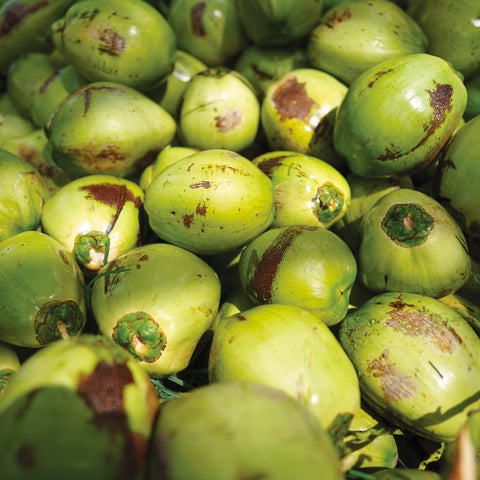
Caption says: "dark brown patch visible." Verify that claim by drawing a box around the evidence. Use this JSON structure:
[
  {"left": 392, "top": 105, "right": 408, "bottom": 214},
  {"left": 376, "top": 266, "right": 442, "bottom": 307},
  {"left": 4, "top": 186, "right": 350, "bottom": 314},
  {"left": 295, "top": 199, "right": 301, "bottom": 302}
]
[
  {"left": 139, "top": 255, "right": 149, "bottom": 261},
  {"left": 80, "top": 182, "right": 142, "bottom": 235},
  {"left": 183, "top": 213, "right": 194, "bottom": 228},
  {"left": 388, "top": 294, "right": 415, "bottom": 310},
  {"left": 326, "top": 7, "right": 351, "bottom": 28},
  {"left": 215, "top": 108, "right": 243, "bottom": 132},
  {"left": 64, "top": 144, "right": 127, "bottom": 172},
  {"left": 77, "top": 361, "right": 153, "bottom": 480},
  {"left": 93, "top": 24, "right": 127, "bottom": 56},
  {"left": 195, "top": 202, "right": 207, "bottom": 216},
  {"left": 246, "top": 226, "right": 304, "bottom": 303},
  {"left": 80, "top": 8, "right": 100, "bottom": 22},
  {"left": 0, "top": 1, "right": 48, "bottom": 39},
  {"left": 272, "top": 76, "right": 317, "bottom": 123},
  {"left": 362, "top": 68, "right": 394, "bottom": 92},
  {"left": 365, "top": 349, "right": 417, "bottom": 403},
  {"left": 190, "top": 181, "right": 211, "bottom": 189},
  {"left": 255, "top": 155, "right": 296, "bottom": 177},
  {"left": 191, "top": 2, "right": 206, "bottom": 36},
  {"left": 16, "top": 442, "right": 35, "bottom": 468},
  {"left": 77, "top": 361, "right": 134, "bottom": 428},
  {"left": 385, "top": 308, "right": 463, "bottom": 353}
]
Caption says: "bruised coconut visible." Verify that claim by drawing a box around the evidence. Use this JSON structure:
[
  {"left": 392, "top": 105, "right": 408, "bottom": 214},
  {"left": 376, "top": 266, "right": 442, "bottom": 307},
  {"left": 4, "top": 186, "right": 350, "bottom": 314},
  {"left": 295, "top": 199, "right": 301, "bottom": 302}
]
[
  {"left": 339, "top": 292, "right": 480, "bottom": 443},
  {"left": 0, "top": 334, "right": 159, "bottom": 480},
  {"left": 41, "top": 175, "right": 146, "bottom": 273}
]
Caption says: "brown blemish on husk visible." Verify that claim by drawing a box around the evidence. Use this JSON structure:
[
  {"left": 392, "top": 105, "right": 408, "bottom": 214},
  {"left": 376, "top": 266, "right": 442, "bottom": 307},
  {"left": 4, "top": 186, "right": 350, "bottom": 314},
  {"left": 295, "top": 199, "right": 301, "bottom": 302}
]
[
  {"left": 183, "top": 213, "right": 194, "bottom": 228},
  {"left": 65, "top": 143, "right": 127, "bottom": 170},
  {"left": 255, "top": 154, "right": 296, "bottom": 177},
  {"left": 272, "top": 76, "right": 317, "bottom": 123},
  {"left": 58, "top": 249, "right": 70, "bottom": 266},
  {"left": 215, "top": 108, "right": 243, "bottom": 132},
  {"left": 190, "top": 180, "right": 212, "bottom": 189},
  {"left": 378, "top": 82, "right": 453, "bottom": 163},
  {"left": 251, "top": 64, "right": 274, "bottom": 80},
  {"left": 326, "top": 7, "right": 351, "bottom": 28},
  {"left": 80, "top": 8, "right": 100, "bottom": 22},
  {"left": 246, "top": 226, "right": 304, "bottom": 303},
  {"left": 385, "top": 307, "right": 463, "bottom": 353},
  {"left": 39, "top": 68, "right": 64, "bottom": 94},
  {"left": 80, "top": 182, "right": 142, "bottom": 234},
  {"left": 0, "top": 1, "right": 48, "bottom": 39},
  {"left": 77, "top": 361, "right": 155, "bottom": 479},
  {"left": 191, "top": 2, "right": 206, "bottom": 36},
  {"left": 71, "top": 85, "right": 124, "bottom": 116},
  {"left": 88, "top": 22, "right": 127, "bottom": 56},
  {"left": 366, "top": 349, "right": 417, "bottom": 403},
  {"left": 196, "top": 202, "right": 207, "bottom": 216}
]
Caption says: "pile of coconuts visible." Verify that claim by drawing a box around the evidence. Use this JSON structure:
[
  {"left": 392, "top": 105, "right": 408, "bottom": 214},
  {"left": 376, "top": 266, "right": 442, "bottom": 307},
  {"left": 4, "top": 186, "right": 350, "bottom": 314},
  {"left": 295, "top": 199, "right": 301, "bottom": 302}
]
[{"left": 0, "top": 0, "right": 480, "bottom": 479}]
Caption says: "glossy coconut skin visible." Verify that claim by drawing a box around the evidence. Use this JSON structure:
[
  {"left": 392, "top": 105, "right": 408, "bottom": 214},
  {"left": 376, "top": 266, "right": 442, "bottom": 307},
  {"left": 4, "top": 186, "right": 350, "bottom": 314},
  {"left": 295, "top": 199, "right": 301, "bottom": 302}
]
[
  {"left": 0, "top": 334, "right": 159, "bottom": 480},
  {"left": 46, "top": 82, "right": 176, "bottom": 178},
  {"left": 432, "top": 115, "right": 480, "bottom": 238},
  {"left": 339, "top": 292, "right": 480, "bottom": 443},
  {"left": 144, "top": 149, "right": 275, "bottom": 256},
  {"left": 149, "top": 381, "right": 344, "bottom": 480},
  {"left": 209, "top": 303, "right": 361, "bottom": 430},
  {"left": 238, "top": 225, "right": 357, "bottom": 326},
  {"left": 51, "top": 0, "right": 177, "bottom": 91},
  {"left": 91, "top": 243, "right": 221, "bottom": 378},
  {"left": 333, "top": 53, "right": 467, "bottom": 177},
  {"left": 0, "top": 231, "right": 87, "bottom": 348},
  {"left": 357, "top": 188, "right": 470, "bottom": 298},
  {"left": 41, "top": 174, "right": 145, "bottom": 272}
]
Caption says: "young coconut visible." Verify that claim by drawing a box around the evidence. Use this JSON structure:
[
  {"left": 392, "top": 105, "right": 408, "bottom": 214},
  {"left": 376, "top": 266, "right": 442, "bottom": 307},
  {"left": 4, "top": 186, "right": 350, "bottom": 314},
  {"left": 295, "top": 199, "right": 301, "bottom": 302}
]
[
  {"left": 144, "top": 149, "right": 275, "bottom": 256},
  {"left": 46, "top": 81, "right": 176, "bottom": 178},
  {"left": 148, "top": 380, "right": 344, "bottom": 480},
  {"left": 41, "top": 174, "right": 146, "bottom": 273},
  {"left": 0, "top": 334, "right": 159, "bottom": 480},
  {"left": 252, "top": 151, "right": 351, "bottom": 229},
  {"left": 357, "top": 187, "right": 470, "bottom": 298},
  {"left": 90, "top": 243, "right": 221, "bottom": 378},
  {"left": 333, "top": 53, "right": 467, "bottom": 177},
  {"left": 178, "top": 68, "right": 260, "bottom": 152},
  {"left": 0, "top": 231, "right": 87, "bottom": 348},
  {"left": 209, "top": 303, "right": 361, "bottom": 431},
  {"left": 238, "top": 225, "right": 357, "bottom": 326},
  {"left": 339, "top": 291, "right": 480, "bottom": 443},
  {"left": 50, "top": 0, "right": 176, "bottom": 91}
]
